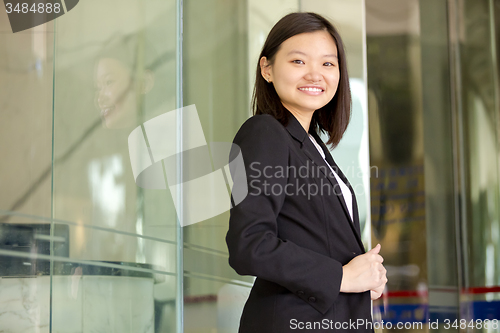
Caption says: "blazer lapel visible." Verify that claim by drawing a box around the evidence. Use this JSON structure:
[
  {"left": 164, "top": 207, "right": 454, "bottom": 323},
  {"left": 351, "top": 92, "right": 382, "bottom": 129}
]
[
  {"left": 308, "top": 131, "right": 364, "bottom": 245},
  {"left": 321, "top": 147, "right": 362, "bottom": 237},
  {"left": 284, "top": 112, "right": 364, "bottom": 250}
]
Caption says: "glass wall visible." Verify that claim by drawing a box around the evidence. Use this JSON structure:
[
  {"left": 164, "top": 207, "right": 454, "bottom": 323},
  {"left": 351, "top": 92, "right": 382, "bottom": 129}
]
[
  {"left": 0, "top": 5, "right": 55, "bottom": 333},
  {"left": 0, "top": 1, "right": 370, "bottom": 332},
  {"left": 1, "top": 0, "right": 182, "bottom": 331},
  {"left": 182, "top": 1, "right": 254, "bottom": 332},
  {"left": 367, "top": 0, "right": 500, "bottom": 332},
  {"left": 5, "top": 0, "right": 500, "bottom": 332},
  {"left": 367, "top": 1, "right": 431, "bottom": 330},
  {"left": 52, "top": 0, "right": 181, "bottom": 332},
  {"left": 451, "top": 0, "right": 500, "bottom": 327},
  {"left": 420, "top": 0, "right": 460, "bottom": 328}
]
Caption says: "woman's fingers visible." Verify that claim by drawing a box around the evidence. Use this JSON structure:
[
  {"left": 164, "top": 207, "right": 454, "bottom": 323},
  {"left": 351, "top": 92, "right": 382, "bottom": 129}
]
[
  {"left": 367, "top": 243, "right": 381, "bottom": 254},
  {"left": 370, "top": 290, "right": 382, "bottom": 300},
  {"left": 340, "top": 248, "right": 388, "bottom": 293},
  {"left": 340, "top": 243, "right": 388, "bottom": 294},
  {"left": 370, "top": 283, "right": 386, "bottom": 300}
]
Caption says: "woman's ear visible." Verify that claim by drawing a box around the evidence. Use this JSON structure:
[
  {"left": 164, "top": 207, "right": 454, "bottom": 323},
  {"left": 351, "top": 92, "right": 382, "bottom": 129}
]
[{"left": 260, "top": 56, "right": 272, "bottom": 83}]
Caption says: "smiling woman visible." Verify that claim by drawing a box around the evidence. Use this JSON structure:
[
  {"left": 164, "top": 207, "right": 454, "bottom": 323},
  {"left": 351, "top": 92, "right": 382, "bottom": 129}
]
[{"left": 226, "top": 12, "right": 387, "bottom": 333}]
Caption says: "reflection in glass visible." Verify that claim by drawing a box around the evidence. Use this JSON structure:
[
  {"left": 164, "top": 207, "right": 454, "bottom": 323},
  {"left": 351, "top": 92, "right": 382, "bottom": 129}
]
[
  {"left": 366, "top": 0, "right": 429, "bottom": 329},
  {"left": 51, "top": 1, "right": 179, "bottom": 331},
  {"left": 94, "top": 35, "right": 155, "bottom": 130},
  {"left": 456, "top": 0, "right": 500, "bottom": 324}
]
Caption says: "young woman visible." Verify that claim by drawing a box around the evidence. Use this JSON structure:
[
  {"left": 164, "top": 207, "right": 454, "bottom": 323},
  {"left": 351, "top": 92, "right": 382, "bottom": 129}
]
[{"left": 226, "top": 12, "right": 387, "bottom": 332}]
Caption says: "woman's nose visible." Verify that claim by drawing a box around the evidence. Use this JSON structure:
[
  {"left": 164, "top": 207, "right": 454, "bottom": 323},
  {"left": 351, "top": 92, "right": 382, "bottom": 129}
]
[
  {"left": 96, "top": 89, "right": 110, "bottom": 109},
  {"left": 97, "top": 87, "right": 109, "bottom": 103},
  {"left": 304, "top": 66, "right": 322, "bottom": 83}
]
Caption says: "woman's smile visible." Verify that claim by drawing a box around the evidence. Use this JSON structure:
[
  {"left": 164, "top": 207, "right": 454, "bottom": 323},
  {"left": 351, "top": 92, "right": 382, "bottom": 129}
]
[{"left": 298, "top": 85, "right": 325, "bottom": 95}]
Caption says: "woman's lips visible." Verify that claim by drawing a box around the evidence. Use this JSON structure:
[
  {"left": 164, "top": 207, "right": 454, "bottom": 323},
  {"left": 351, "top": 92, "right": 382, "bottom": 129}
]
[{"left": 100, "top": 106, "right": 115, "bottom": 118}]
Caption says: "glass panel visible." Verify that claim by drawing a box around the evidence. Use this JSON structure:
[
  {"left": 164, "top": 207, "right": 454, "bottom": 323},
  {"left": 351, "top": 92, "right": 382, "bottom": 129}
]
[
  {"left": 367, "top": 0, "right": 462, "bottom": 331},
  {"left": 0, "top": 9, "right": 53, "bottom": 225},
  {"left": 420, "top": 0, "right": 460, "bottom": 327},
  {"left": 366, "top": 0, "right": 430, "bottom": 330},
  {"left": 0, "top": 8, "right": 55, "bottom": 333},
  {"left": 454, "top": 0, "right": 500, "bottom": 327},
  {"left": 52, "top": 0, "right": 179, "bottom": 332},
  {"left": 182, "top": 1, "right": 258, "bottom": 332}
]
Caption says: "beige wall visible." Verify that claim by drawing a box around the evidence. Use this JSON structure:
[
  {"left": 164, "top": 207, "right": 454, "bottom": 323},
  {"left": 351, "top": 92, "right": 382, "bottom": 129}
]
[{"left": 0, "top": 11, "right": 53, "bottom": 224}]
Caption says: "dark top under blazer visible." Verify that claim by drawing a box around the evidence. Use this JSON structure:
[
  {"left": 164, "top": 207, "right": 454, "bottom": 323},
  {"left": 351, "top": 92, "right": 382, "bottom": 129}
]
[{"left": 226, "top": 111, "right": 374, "bottom": 332}]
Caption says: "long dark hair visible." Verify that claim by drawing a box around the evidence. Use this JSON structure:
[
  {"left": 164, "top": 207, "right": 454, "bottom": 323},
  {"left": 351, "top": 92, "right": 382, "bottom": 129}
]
[{"left": 252, "top": 12, "right": 351, "bottom": 148}]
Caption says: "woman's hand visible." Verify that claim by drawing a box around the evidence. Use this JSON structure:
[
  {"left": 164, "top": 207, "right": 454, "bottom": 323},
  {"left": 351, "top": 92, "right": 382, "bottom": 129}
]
[
  {"left": 370, "top": 284, "right": 385, "bottom": 300},
  {"left": 340, "top": 244, "right": 387, "bottom": 295}
]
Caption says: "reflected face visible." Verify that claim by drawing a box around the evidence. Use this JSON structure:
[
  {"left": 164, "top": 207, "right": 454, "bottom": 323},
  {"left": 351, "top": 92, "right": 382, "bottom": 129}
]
[
  {"left": 94, "top": 58, "right": 137, "bottom": 128},
  {"left": 263, "top": 30, "right": 340, "bottom": 117}
]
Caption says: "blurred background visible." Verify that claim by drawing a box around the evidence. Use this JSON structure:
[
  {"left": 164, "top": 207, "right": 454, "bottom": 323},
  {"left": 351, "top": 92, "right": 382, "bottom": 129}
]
[{"left": 1, "top": 0, "right": 499, "bottom": 332}]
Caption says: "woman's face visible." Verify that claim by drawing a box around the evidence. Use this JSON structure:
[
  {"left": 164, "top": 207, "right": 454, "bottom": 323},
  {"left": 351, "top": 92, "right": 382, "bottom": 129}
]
[
  {"left": 94, "top": 58, "right": 137, "bottom": 129},
  {"left": 261, "top": 30, "right": 340, "bottom": 118}
]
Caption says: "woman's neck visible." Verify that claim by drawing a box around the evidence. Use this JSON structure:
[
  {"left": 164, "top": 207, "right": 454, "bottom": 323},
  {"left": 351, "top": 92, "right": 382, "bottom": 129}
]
[{"left": 284, "top": 106, "right": 314, "bottom": 133}]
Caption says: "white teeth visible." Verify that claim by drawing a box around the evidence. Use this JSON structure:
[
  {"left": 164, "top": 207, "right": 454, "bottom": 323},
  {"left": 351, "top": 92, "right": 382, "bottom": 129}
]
[
  {"left": 299, "top": 87, "right": 322, "bottom": 92},
  {"left": 101, "top": 107, "right": 114, "bottom": 117}
]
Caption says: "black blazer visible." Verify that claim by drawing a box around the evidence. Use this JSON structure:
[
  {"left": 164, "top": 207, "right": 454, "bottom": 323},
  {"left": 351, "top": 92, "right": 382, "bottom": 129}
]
[{"left": 226, "top": 111, "right": 374, "bottom": 333}]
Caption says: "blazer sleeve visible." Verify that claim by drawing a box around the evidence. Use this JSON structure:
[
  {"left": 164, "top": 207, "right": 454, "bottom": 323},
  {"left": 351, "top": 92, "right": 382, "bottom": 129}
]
[{"left": 226, "top": 115, "right": 343, "bottom": 315}]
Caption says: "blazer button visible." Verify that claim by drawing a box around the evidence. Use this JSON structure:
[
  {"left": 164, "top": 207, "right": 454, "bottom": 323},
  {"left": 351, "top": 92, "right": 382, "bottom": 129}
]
[
  {"left": 297, "top": 290, "right": 305, "bottom": 296},
  {"left": 308, "top": 296, "right": 316, "bottom": 303}
]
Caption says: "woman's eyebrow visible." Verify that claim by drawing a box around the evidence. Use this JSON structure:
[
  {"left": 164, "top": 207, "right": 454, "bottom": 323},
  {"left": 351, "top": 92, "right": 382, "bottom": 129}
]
[
  {"left": 287, "top": 50, "right": 308, "bottom": 56},
  {"left": 286, "top": 50, "right": 338, "bottom": 58}
]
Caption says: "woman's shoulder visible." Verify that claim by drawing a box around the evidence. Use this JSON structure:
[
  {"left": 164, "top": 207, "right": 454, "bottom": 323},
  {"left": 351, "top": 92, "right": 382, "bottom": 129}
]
[
  {"left": 232, "top": 114, "right": 290, "bottom": 165},
  {"left": 235, "top": 114, "right": 288, "bottom": 140}
]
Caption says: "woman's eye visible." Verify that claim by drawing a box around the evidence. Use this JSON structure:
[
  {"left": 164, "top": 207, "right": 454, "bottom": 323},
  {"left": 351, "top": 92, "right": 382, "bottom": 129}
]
[
  {"left": 292, "top": 60, "right": 304, "bottom": 64},
  {"left": 324, "top": 62, "right": 335, "bottom": 67}
]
